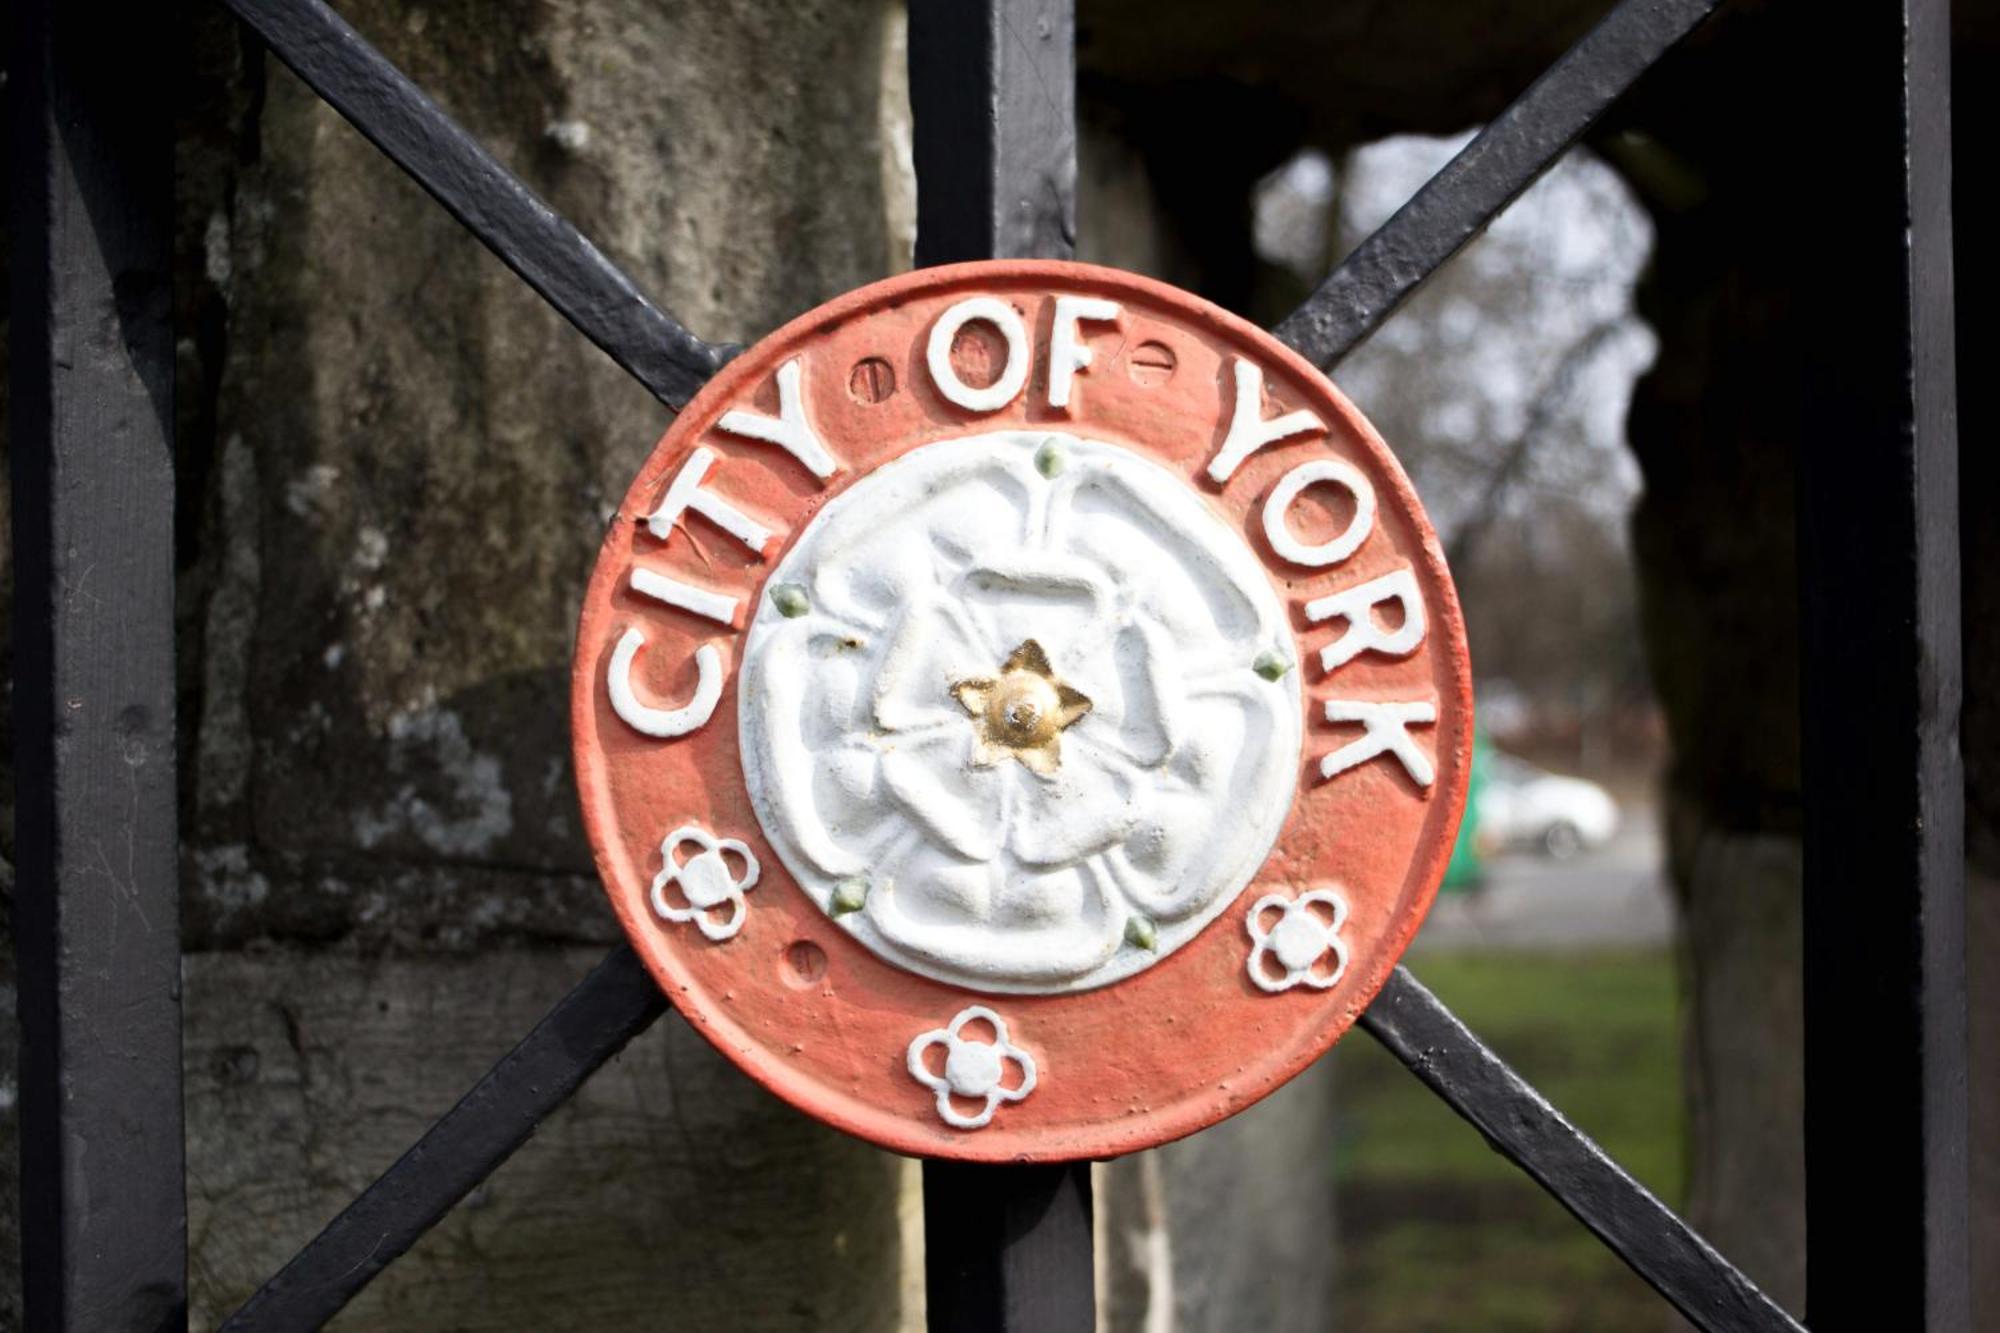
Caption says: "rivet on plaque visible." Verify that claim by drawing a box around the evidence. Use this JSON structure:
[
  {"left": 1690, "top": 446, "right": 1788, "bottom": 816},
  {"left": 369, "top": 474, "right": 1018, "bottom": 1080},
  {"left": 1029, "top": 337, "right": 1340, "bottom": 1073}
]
[{"left": 572, "top": 261, "right": 1471, "bottom": 1160}]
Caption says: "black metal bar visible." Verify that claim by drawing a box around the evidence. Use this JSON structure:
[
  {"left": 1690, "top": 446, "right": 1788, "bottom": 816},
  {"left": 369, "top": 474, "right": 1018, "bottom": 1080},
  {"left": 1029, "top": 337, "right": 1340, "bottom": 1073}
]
[
  {"left": 1271, "top": 0, "right": 1720, "bottom": 370},
  {"left": 908, "top": 7, "right": 1092, "bottom": 1327},
  {"left": 1796, "top": 0, "right": 1966, "bottom": 1325},
  {"left": 9, "top": 0, "right": 187, "bottom": 1327},
  {"left": 908, "top": 0, "right": 1077, "bottom": 266},
  {"left": 1360, "top": 968, "right": 1804, "bottom": 1333},
  {"left": 923, "top": 1162, "right": 1094, "bottom": 1333},
  {"left": 218, "top": 0, "right": 734, "bottom": 409},
  {"left": 221, "top": 946, "right": 669, "bottom": 1331}
]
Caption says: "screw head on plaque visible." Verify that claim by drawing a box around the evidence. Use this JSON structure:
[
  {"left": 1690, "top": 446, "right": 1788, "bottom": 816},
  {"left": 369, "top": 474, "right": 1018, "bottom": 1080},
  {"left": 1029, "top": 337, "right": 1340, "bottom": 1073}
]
[{"left": 572, "top": 261, "right": 1471, "bottom": 1160}]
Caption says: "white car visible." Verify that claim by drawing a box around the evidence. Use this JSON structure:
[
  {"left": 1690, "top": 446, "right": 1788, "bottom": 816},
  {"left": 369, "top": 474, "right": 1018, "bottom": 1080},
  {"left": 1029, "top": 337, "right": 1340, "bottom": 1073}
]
[{"left": 1479, "top": 753, "right": 1620, "bottom": 859}]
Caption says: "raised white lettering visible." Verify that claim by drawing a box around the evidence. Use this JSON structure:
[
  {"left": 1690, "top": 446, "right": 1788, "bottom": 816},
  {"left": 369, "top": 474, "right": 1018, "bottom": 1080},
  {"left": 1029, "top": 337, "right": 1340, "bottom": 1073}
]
[
  {"left": 1207, "top": 358, "right": 1324, "bottom": 483},
  {"left": 645, "top": 446, "right": 776, "bottom": 554},
  {"left": 1263, "top": 458, "right": 1376, "bottom": 568},
  {"left": 631, "top": 566, "right": 739, "bottom": 627},
  {"left": 1305, "top": 567, "right": 1426, "bottom": 672},
  {"left": 715, "top": 358, "right": 840, "bottom": 479},
  {"left": 608, "top": 629, "right": 722, "bottom": 738},
  {"left": 1319, "top": 699, "right": 1436, "bottom": 787},
  {"left": 927, "top": 296, "right": 1031, "bottom": 412},
  {"left": 1046, "top": 295, "right": 1121, "bottom": 409}
]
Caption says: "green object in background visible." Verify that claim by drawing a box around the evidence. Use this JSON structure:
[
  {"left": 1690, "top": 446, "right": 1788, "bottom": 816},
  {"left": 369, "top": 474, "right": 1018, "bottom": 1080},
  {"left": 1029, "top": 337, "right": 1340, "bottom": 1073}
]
[{"left": 1441, "top": 728, "right": 1492, "bottom": 893}]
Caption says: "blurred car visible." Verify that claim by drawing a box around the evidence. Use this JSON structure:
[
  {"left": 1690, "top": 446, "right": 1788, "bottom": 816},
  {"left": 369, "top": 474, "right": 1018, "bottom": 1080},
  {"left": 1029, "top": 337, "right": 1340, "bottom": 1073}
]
[{"left": 1477, "top": 752, "right": 1619, "bottom": 859}]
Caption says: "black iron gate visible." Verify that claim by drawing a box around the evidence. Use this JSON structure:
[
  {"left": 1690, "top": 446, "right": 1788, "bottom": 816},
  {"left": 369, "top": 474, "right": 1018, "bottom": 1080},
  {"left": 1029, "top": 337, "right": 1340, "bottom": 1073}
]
[{"left": 9, "top": 0, "right": 1964, "bottom": 1328}]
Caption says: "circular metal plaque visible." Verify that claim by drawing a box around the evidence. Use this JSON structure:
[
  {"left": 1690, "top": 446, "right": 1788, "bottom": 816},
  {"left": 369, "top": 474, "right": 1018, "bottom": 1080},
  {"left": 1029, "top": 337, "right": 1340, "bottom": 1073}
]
[{"left": 572, "top": 260, "right": 1471, "bottom": 1161}]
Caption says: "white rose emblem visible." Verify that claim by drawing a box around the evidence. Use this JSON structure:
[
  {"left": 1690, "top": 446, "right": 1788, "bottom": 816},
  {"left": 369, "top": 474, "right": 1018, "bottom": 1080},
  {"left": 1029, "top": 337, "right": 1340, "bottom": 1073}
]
[{"left": 739, "top": 431, "right": 1301, "bottom": 992}]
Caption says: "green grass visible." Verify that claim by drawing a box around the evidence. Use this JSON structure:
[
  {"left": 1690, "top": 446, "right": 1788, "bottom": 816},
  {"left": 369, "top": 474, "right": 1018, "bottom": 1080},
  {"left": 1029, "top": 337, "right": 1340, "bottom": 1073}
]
[{"left": 1332, "top": 949, "right": 1683, "bottom": 1331}]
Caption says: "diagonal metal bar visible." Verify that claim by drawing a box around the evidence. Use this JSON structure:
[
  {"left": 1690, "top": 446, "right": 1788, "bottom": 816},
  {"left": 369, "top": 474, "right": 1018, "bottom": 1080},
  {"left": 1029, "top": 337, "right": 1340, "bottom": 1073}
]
[
  {"left": 221, "top": 946, "right": 669, "bottom": 1331},
  {"left": 1272, "top": 0, "right": 1721, "bottom": 370},
  {"left": 1360, "top": 967, "right": 1804, "bottom": 1333},
  {"left": 909, "top": 0, "right": 1077, "bottom": 266},
  {"left": 219, "top": 0, "right": 735, "bottom": 409}
]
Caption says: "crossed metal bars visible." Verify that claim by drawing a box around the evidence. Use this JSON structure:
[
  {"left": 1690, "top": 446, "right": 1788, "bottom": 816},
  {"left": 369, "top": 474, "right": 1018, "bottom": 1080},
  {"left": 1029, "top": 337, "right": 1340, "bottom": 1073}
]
[{"left": 8, "top": 0, "right": 1962, "bottom": 1328}]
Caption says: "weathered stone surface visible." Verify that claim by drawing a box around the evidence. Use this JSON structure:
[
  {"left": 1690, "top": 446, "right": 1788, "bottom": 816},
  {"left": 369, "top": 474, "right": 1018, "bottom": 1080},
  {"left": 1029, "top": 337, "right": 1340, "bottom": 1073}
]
[
  {"left": 165, "top": 2, "right": 918, "bottom": 1325},
  {"left": 1669, "top": 820, "right": 1805, "bottom": 1314},
  {"left": 1099, "top": 1059, "right": 1339, "bottom": 1332},
  {"left": 182, "top": 0, "right": 904, "bottom": 950},
  {"left": 183, "top": 947, "right": 905, "bottom": 1330}
]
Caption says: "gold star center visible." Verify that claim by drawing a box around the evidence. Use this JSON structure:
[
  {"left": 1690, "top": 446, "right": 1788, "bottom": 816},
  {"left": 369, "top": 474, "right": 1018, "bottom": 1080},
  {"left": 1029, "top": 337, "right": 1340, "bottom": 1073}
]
[{"left": 950, "top": 639, "right": 1092, "bottom": 776}]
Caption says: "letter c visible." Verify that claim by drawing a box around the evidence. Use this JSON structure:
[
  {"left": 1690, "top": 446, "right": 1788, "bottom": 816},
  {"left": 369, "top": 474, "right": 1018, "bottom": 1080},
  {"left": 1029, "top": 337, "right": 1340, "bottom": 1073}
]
[{"left": 607, "top": 628, "right": 723, "bottom": 738}]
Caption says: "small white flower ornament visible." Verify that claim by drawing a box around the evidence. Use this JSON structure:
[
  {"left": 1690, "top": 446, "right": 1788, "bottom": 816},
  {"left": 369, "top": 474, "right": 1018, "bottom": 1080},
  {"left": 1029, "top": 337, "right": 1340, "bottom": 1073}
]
[
  {"left": 651, "top": 824, "right": 760, "bottom": 941},
  {"left": 906, "top": 1006, "right": 1038, "bottom": 1129},
  {"left": 1245, "top": 888, "right": 1351, "bottom": 993}
]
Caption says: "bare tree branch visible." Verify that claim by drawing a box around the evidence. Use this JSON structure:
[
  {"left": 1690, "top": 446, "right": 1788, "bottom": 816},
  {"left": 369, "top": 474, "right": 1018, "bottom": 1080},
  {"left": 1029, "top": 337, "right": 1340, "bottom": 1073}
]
[{"left": 1446, "top": 318, "right": 1629, "bottom": 571}]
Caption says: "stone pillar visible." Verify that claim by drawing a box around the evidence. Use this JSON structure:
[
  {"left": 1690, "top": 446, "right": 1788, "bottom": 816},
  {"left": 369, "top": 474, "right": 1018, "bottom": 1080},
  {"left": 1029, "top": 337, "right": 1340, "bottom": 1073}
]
[
  {"left": 168, "top": 2, "right": 910, "bottom": 1325},
  {"left": 1617, "top": 5, "right": 1997, "bottom": 1324}
]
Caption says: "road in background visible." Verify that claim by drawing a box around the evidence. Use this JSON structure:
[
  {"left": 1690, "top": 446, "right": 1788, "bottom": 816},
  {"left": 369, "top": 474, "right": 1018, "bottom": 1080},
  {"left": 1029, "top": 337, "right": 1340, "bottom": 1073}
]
[{"left": 1415, "top": 805, "right": 1674, "bottom": 950}]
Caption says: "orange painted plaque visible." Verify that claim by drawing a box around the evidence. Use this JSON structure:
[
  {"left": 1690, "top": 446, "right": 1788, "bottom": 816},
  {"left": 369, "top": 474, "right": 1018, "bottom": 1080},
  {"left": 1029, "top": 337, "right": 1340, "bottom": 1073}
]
[{"left": 571, "top": 261, "right": 1472, "bottom": 1161}]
